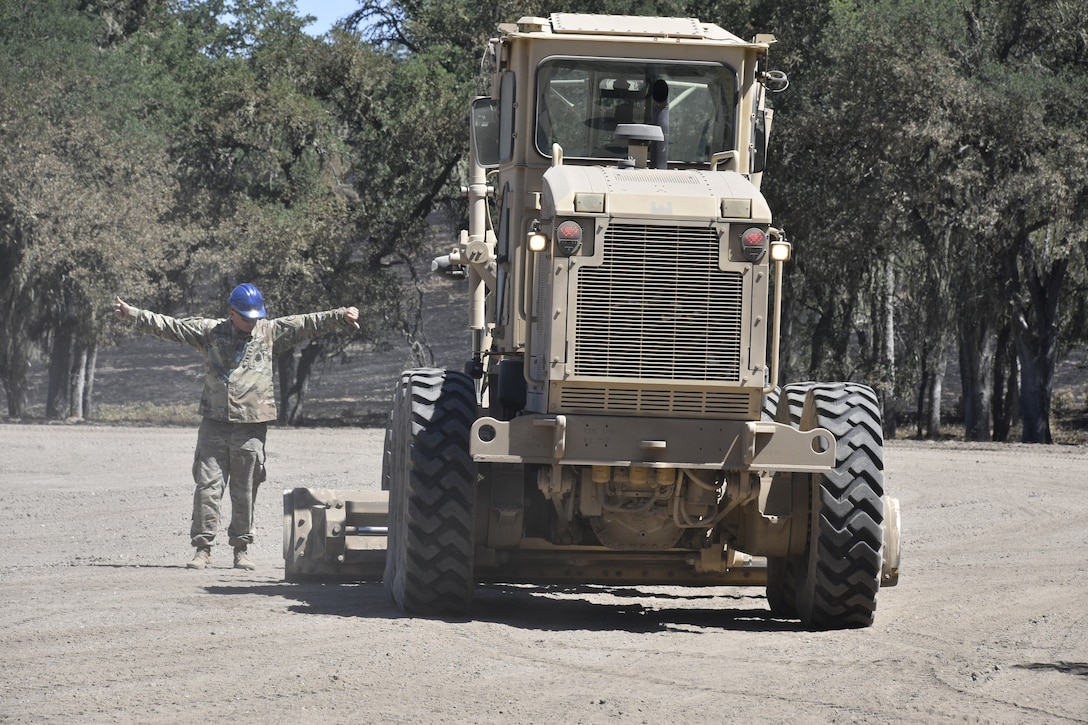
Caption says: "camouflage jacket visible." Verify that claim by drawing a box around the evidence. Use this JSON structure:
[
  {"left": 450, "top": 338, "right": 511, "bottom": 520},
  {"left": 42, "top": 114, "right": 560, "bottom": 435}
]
[{"left": 127, "top": 307, "right": 349, "bottom": 423}]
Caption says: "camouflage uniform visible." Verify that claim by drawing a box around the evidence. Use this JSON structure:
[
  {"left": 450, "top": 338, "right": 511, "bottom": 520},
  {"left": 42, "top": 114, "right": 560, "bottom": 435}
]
[{"left": 125, "top": 306, "right": 349, "bottom": 548}]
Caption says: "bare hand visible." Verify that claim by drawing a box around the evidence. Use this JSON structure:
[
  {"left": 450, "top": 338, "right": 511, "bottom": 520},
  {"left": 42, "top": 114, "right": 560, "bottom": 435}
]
[
  {"left": 114, "top": 297, "right": 131, "bottom": 321},
  {"left": 343, "top": 306, "right": 360, "bottom": 330}
]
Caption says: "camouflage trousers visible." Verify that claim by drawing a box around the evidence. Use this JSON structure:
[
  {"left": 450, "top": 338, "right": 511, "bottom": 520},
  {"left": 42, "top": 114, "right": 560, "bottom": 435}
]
[{"left": 190, "top": 418, "right": 268, "bottom": 548}]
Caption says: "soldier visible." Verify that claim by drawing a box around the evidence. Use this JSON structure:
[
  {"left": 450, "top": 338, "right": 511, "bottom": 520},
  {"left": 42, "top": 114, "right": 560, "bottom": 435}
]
[{"left": 114, "top": 284, "right": 360, "bottom": 570}]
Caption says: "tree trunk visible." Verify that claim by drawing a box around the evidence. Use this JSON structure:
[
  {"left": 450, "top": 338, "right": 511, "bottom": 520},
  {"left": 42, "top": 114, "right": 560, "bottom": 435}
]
[
  {"left": 83, "top": 345, "right": 98, "bottom": 419},
  {"left": 277, "top": 351, "right": 296, "bottom": 426},
  {"left": 70, "top": 346, "right": 87, "bottom": 420},
  {"left": 1008, "top": 226, "right": 1067, "bottom": 444},
  {"left": 915, "top": 368, "right": 929, "bottom": 438},
  {"left": 779, "top": 271, "right": 796, "bottom": 385},
  {"left": 1016, "top": 344, "right": 1051, "bottom": 443},
  {"left": 46, "top": 328, "right": 74, "bottom": 420},
  {"left": 958, "top": 317, "right": 994, "bottom": 442},
  {"left": 808, "top": 294, "right": 855, "bottom": 380},
  {"left": 808, "top": 298, "right": 835, "bottom": 378},
  {"left": 278, "top": 342, "right": 323, "bottom": 426},
  {"left": 2, "top": 349, "right": 30, "bottom": 418},
  {"left": 926, "top": 350, "right": 947, "bottom": 439},
  {"left": 883, "top": 256, "right": 897, "bottom": 439},
  {"left": 991, "top": 322, "right": 1017, "bottom": 442}
]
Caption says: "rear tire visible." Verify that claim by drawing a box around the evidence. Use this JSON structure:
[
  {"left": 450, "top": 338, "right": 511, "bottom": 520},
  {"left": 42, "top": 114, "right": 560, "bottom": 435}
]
[
  {"left": 383, "top": 369, "right": 478, "bottom": 616},
  {"left": 795, "top": 383, "right": 885, "bottom": 629}
]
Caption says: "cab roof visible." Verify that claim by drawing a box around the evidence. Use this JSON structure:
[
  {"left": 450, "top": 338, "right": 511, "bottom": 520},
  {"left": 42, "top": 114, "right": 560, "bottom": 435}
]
[{"left": 502, "top": 13, "right": 770, "bottom": 48}]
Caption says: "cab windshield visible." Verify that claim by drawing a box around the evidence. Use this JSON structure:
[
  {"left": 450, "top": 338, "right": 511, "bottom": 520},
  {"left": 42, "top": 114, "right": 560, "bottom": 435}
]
[{"left": 535, "top": 58, "right": 737, "bottom": 164}]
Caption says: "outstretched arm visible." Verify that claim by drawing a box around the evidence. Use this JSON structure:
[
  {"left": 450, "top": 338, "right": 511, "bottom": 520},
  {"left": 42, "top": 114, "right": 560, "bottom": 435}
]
[
  {"left": 270, "top": 305, "right": 360, "bottom": 352},
  {"left": 113, "top": 295, "right": 213, "bottom": 347}
]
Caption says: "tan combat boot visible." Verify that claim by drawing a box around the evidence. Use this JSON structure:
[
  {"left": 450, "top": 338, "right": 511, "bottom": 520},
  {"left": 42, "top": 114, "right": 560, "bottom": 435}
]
[
  {"left": 186, "top": 546, "right": 211, "bottom": 569},
  {"left": 233, "top": 546, "right": 256, "bottom": 570}
]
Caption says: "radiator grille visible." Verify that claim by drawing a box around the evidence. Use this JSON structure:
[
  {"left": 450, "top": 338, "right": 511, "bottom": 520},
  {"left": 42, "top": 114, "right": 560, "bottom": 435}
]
[
  {"left": 574, "top": 224, "right": 743, "bottom": 381},
  {"left": 558, "top": 385, "right": 752, "bottom": 417}
]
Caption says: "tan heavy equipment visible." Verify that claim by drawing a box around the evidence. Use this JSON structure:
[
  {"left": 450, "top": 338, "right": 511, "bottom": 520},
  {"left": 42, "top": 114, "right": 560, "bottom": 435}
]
[{"left": 284, "top": 12, "right": 901, "bottom": 628}]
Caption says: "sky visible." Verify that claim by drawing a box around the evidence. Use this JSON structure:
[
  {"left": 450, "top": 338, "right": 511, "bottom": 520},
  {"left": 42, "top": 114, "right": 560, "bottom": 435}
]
[{"left": 293, "top": 0, "right": 360, "bottom": 36}]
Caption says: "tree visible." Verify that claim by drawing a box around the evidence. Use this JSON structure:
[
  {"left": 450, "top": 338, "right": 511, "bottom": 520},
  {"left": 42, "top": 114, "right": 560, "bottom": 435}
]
[
  {"left": 950, "top": 0, "right": 1088, "bottom": 442},
  {"left": 4, "top": 0, "right": 1085, "bottom": 436},
  {"left": 0, "top": 0, "right": 189, "bottom": 418},
  {"left": 767, "top": 0, "right": 1088, "bottom": 442},
  {"left": 155, "top": 2, "right": 466, "bottom": 423}
]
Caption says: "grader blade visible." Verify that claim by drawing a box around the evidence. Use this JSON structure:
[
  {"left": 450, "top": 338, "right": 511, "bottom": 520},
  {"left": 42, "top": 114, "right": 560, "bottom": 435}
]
[{"left": 282, "top": 488, "right": 387, "bottom": 582}]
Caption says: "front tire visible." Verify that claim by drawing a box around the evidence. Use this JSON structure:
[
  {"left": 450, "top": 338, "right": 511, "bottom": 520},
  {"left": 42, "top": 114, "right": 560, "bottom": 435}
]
[
  {"left": 383, "top": 369, "right": 478, "bottom": 616},
  {"left": 795, "top": 383, "right": 885, "bottom": 629}
]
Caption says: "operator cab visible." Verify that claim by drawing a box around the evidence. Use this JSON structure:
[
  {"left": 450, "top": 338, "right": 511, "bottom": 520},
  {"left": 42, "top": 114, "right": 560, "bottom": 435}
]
[{"left": 533, "top": 58, "right": 738, "bottom": 168}]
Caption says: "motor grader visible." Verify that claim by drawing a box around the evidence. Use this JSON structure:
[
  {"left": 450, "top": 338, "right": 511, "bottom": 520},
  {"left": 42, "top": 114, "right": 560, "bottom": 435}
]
[{"left": 284, "top": 12, "right": 901, "bottom": 629}]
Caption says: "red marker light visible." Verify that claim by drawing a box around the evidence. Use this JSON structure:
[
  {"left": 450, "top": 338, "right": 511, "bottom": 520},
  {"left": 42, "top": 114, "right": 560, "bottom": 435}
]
[
  {"left": 742, "top": 228, "right": 766, "bottom": 247},
  {"left": 557, "top": 221, "right": 583, "bottom": 242},
  {"left": 556, "top": 220, "right": 584, "bottom": 256},
  {"left": 741, "top": 227, "right": 767, "bottom": 262}
]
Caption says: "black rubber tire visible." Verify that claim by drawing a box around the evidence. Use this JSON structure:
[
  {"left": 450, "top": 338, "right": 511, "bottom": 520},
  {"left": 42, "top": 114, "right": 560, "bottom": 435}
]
[
  {"left": 795, "top": 382, "right": 885, "bottom": 629},
  {"left": 383, "top": 369, "right": 478, "bottom": 616},
  {"left": 776, "top": 381, "right": 815, "bottom": 427}
]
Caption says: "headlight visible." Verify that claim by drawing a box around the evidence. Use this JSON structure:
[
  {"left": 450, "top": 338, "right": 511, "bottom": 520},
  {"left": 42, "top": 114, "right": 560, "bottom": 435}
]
[{"left": 770, "top": 239, "right": 792, "bottom": 262}]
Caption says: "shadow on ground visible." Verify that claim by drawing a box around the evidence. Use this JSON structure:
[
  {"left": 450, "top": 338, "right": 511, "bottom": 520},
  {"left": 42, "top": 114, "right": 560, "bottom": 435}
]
[
  {"left": 1014, "top": 661, "right": 1088, "bottom": 677},
  {"left": 204, "top": 580, "right": 798, "bottom": 634}
]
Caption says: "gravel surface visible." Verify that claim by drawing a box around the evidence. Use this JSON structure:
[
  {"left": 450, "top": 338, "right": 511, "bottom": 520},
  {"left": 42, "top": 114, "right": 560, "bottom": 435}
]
[{"left": 2, "top": 424, "right": 1086, "bottom": 723}]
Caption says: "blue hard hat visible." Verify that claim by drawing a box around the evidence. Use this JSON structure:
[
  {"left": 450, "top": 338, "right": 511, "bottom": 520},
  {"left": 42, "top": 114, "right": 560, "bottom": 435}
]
[{"left": 228, "top": 283, "right": 267, "bottom": 320}]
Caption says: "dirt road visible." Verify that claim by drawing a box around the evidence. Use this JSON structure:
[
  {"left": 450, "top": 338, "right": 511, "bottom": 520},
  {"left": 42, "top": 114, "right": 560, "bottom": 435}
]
[{"left": 1, "top": 424, "right": 1086, "bottom": 723}]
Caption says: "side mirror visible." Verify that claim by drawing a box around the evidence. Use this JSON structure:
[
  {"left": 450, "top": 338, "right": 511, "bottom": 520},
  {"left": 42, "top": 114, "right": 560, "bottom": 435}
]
[{"left": 471, "top": 98, "right": 500, "bottom": 168}]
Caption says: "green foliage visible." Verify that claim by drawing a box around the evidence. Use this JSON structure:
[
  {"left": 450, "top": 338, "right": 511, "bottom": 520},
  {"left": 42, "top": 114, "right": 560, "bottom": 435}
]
[
  {"left": 0, "top": 0, "right": 191, "bottom": 416},
  {"left": 0, "top": 0, "right": 479, "bottom": 419},
  {"left": 1, "top": 0, "right": 1085, "bottom": 434},
  {"left": 766, "top": 0, "right": 1088, "bottom": 439}
]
